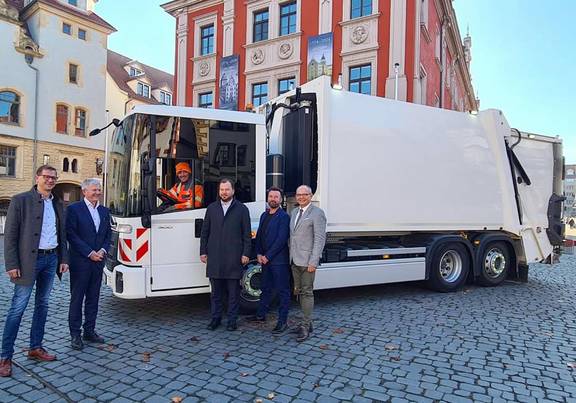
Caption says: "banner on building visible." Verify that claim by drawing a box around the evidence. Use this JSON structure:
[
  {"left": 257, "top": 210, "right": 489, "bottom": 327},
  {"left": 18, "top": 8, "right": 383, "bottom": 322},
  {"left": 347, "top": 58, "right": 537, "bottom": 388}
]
[
  {"left": 307, "top": 33, "right": 333, "bottom": 81},
  {"left": 219, "top": 55, "right": 239, "bottom": 110}
]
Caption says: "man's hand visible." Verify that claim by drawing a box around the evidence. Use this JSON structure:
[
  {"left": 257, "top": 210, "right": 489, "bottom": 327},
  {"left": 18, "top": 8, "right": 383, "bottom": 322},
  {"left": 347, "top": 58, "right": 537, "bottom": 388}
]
[
  {"left": 97, "top": 249, "right": 107, "bottom": 259},
  {"left": 200, "top": 255, "right": 207, "bottom": 264},
  {"left": 256, "top": 254, "right": 263, "bottom": 264},
  {"left": 89, "top": 251, "right": 103, "bottom": 262},
  {"left": 59, "top": 264, "right": 69, "bottom": 274},
  {"left": 241, "top": 256, "right": 250, "bottom": 265},
  {"left": 307, "top": 265, "right": 316, "bottom": 273},
  {"left": 6, "top": 269, "right": 20, "bottom": 279},
  {"left": 261, "top": 255, "right": 269, "bottom": 265}
]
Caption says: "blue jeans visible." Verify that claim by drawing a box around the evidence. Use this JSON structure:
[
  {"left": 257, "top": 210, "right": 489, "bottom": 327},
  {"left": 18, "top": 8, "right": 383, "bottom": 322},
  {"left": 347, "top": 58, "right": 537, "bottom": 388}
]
[{"left": 1, "top": 253, "right": 57, "bottom": 359}]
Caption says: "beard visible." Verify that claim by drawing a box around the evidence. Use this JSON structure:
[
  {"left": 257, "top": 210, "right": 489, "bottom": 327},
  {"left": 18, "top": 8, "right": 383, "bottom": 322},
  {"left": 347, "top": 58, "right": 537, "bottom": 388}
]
[{"left": 268, "top": 201, "right": 279, "bottom": 209}]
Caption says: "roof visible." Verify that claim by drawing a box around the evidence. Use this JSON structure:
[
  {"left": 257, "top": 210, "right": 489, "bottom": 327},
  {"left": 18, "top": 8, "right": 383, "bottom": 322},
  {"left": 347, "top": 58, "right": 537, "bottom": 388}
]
[
  {"left": 18, "top": 0, "right": 116, "bottom": 32},
  {"left": 107, "top": 50, "right": 174, "bottom": 104},
  {"left": 128, "top": 104, "right": 265, "bottom": 126}
]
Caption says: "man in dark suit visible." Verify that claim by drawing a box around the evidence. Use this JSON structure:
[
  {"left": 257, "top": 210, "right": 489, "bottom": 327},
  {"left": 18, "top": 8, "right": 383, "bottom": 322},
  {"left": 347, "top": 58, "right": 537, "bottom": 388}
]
[
  {"left": 66, "top": 178, "right": 112, "bottom": 350},
  {"left": 1, "top": 165, "right": 69, "bottom": 377},
  {"left": 248, "top": 187, "right": 291, "bottom": 334},
  {"left": 200, "top": 178, "right": 251, "bottom": 331}
]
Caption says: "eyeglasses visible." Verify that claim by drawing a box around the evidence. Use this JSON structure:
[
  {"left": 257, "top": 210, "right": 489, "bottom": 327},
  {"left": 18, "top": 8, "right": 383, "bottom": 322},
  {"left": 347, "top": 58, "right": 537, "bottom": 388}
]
[
  {"left": 296, "top": 193, "right": 311, "bottom": 196},
  {"left": 41, "top": 175, "right": 58, "bottom": 181}
]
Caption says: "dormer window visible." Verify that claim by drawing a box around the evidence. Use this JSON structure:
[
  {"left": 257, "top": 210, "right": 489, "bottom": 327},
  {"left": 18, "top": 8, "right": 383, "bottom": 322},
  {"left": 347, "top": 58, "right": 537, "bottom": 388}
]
[
  {"left": 137, "top": 82, "right": 150, "bottom": 98},
  {"left": 160, "top": 91, "right": 172, "bottom": 105},
  {"left": 68, "top": 0, "right": 78, "bottom": 6},
  {"left": 129, "top": 67, "right": 143, "bottom": 77}
]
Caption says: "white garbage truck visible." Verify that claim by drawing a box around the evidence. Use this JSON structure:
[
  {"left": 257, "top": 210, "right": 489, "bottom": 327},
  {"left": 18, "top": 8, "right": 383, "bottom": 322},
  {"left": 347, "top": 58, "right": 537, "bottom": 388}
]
[{"left": 103, "top": 76, "right": 564, "bottom": 308}]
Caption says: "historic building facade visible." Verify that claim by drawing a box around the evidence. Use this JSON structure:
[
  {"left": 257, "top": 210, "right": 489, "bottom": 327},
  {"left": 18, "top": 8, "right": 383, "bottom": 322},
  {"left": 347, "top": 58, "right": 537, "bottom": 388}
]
[
  {"left": 162, "top": 0, "right": 476, "bottom": 112},
  {"left": 0, "top": 0, "right": 115, "bottom": 220}
]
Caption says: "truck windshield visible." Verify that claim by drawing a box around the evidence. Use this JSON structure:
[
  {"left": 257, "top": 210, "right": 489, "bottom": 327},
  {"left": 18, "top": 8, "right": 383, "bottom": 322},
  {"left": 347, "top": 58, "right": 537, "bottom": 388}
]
[{"left": 107, "top": 114, "right": 150, "bottom": 217}]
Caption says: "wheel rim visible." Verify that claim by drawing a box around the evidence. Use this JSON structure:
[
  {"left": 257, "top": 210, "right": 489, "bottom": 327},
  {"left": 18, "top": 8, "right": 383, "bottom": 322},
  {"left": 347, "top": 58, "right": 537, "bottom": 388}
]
[
  {"left": 484, "top": 247, "right": 506, "bottom": 278},
  {"left": 240, "top": 263, "right": 262, "bottom": 301},
  {"left": 439, "top": 250, "right": 463, "bottom": 283}
]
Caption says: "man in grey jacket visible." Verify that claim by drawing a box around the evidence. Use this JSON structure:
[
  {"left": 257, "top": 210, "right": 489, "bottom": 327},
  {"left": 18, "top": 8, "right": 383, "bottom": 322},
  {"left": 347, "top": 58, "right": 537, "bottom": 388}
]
[
  {"left": 0, "top": 165, "right": 69, "bottom": 377},
  {"left": 290, "top": 185, "right": 326, "bottom": 342}
]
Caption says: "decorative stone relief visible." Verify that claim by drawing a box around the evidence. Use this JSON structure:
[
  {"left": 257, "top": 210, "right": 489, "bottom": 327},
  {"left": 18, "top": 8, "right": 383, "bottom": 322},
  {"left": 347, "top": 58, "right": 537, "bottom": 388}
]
[
  {"left": 351, "top": 25, "right": 368, "bottom": 44},
  {"left": 199, "top": 61, "right": 210, "bottom": 77},
  {"left": 278, "top": 42, "right": 293, "bottom": 60},
  {"left": 251, "top": 48, "right": 265, "bottom": 65}
]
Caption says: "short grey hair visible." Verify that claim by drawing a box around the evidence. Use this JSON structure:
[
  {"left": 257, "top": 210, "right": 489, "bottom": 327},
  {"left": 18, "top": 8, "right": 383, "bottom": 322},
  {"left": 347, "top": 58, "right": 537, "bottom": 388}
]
[
  {"left": 81, "top": 178, "right": 102, "bottom": 191},
  {"left": 296, "top": 185, "right": 312, "bottom": 195}
]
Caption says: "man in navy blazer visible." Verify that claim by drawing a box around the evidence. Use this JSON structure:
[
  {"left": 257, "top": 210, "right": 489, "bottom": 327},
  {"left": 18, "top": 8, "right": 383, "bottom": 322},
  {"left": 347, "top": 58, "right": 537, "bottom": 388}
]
[
  {"left": 66, "top": 178, "right": 111, "bottom": 350},
  {"left": 248, "top": 187, "right": 291, "bottom": 334}
]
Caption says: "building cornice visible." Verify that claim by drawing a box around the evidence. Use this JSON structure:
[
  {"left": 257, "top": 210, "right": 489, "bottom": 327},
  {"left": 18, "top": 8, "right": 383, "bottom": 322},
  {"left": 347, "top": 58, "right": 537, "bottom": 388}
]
[{"left": 162, "top": 0, "right": 222, "bottom": 17}]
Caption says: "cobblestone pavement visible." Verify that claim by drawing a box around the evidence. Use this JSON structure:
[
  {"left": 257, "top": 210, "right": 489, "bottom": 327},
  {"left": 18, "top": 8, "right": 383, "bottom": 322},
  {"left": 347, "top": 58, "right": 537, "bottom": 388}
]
[{"left": 0, "top": 247, "right": 575, "bottom": 402}]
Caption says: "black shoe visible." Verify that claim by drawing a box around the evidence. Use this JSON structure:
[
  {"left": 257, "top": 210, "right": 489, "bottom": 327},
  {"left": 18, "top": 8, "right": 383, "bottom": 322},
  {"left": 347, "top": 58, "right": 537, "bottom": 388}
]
[
  {"left": 290, "top": 323, "right": 313, "bottom": 334},
  {"left": 226, "top": 322, "right": 238, "bottom": 331},
  {"left": 246, "top": 315, "right": 266, "bottom": 323},
  {"left": 272, "top": 322, "right": 288, "bottom": 335},
  {"left": 207, "top": 319, "right": 221, "bottom": 331},
  {"left": 296, "top": 325, "right": 310, "bottom": 342},
  {"left": 83, "top": 332, "right": 105, "bottom": 344},
  {"left": 71, "top": 336, "right": 84, "bottom": 350}
]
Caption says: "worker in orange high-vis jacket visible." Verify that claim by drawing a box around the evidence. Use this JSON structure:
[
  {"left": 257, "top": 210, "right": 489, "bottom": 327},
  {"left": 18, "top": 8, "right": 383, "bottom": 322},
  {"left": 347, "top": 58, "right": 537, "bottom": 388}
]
[{"left": 168, "top": 162, "right": 204, "bottom": 210}]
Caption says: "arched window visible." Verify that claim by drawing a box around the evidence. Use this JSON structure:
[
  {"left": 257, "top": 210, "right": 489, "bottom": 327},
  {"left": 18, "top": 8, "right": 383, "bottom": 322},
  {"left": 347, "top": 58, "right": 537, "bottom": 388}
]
[
  {"left": 71, "top": 158, "right": 78, "bottom": 173},
  {"left": 75, "top": 108, "right": 87, "bottom": 137},
  {"left": 0, "top": 91, "right": 20, "bottom": 124},
  {"left": 56, "top": 104, "right": 69, "bottom": 134},
  {"left": 63, "top": 157, "right": 69, "bottom": 172}
]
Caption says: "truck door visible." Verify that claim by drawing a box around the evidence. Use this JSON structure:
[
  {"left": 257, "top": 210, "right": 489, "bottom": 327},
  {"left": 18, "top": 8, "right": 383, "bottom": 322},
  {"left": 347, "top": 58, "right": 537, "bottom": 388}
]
[
  {"left": 149, "top": 117, "right": 210, "bottom": 292},
  {"left": 509, "top": 134, "right": 563, "bottom": 263}
]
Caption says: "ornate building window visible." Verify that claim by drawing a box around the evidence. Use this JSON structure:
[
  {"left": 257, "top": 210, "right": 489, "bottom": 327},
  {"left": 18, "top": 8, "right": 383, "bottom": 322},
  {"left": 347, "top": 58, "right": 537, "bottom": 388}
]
[
  {"left": 63, "top": 22, "right": 72, "bottom": 35},
  {"left": 351, "top": 0, "right": 372, "bottom": 19},
  {"left": 63, "top": 157, "right": 70, "bottom": 172},
  {"left": 253, "top": 9, "right": 269, "bottom": 42},
  {"left": 0, "top": 91, "right": 20, "bottom": 125},
  {"left": 200, "top": 25, "right": 214, "bottom": 55},
  {"left": 72, "top": 159, "right": 78, "bottom": 173},
  {"left": 252, "top": 82, "right": 268, "bottom": 106},
  {"left": 78, "top": 28, "right": 87, "bottom": 40},
  {"left": 199, "top": 92, "right": 213, "bottom": 108},
  {"left": 278, "top": 77, "right": 295, "bottom": 95},
  {"left": 280, "top": 2, "right": 297, "bottom": 36},
  {"left": 69, "top": 63, "right": 79, "bottom": 84},
  {"left": 349, "top": 64, "right": 371, "bottom": 94}
]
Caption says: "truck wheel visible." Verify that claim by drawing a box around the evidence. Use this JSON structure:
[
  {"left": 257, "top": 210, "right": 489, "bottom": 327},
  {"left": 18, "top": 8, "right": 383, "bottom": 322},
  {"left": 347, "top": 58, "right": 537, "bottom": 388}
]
[
  {"left": 428, "top": 243, "right": 470, "bottom": 292},
  {"left": 239, "top": 262, "right": 262, "bottom": 313},
  {"left": 477, "top": 242, "right": 510, "bottom": 287}
]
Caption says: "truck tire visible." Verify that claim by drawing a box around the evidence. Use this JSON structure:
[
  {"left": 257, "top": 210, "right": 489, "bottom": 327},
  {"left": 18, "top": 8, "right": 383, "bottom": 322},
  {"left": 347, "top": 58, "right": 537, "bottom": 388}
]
[
  {"left": 427, "top": 242, "right": 470, "bottom": 292},
  {"left": 476, "top": 242, "right": 510, "bottom": 287},
  {"left": 239, "top": 262, "right": 262, "bottom": 313}
]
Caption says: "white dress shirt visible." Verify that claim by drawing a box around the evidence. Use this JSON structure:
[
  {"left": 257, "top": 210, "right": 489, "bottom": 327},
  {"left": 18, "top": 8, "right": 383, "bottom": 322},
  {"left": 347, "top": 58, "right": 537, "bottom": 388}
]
[
  {"left": 84, "top": 197, "right": 101, "bottom": 232},
  {"left": 294, "top": 203, "right": 311, "bottom": 229},
  {"left": 38, "top": 193, "right": 58, "bottom": 250},
  {"left": 221, "top": 199, "right": 232, "bottom": 216}
]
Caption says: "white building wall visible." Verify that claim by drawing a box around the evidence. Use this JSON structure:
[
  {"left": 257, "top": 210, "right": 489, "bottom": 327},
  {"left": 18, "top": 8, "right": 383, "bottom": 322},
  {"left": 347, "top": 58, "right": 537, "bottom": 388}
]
[
  {"left": 0, "top": 21, "right": 36, "bottom": 141},
  {"left": 30, "top": 10, "right": 107, "bottom": 150}
]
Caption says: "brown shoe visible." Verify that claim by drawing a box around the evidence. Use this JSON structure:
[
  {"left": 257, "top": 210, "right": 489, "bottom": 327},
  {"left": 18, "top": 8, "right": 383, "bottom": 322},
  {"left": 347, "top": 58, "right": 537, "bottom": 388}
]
[
  {"left": 28, "top": 348, "right": 56, "bottom": 362},
  {"left": 0, "top": 358, "right": 12, "bottom": 377}
]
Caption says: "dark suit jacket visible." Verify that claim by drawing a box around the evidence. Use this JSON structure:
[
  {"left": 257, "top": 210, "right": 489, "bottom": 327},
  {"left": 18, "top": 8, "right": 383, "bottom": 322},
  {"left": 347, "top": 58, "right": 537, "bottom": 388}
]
[
  {"left": 4, "top": 186, "right": 68, "bottom": 285},
  {"left": 255, "top": 209, "right": 290, "bottom": 265},
  {"left": 66, "top": 200, "right": 112, "bottom": 270},
  {"left": 200, "top": 199, "right": 251, "bottom": 279}
]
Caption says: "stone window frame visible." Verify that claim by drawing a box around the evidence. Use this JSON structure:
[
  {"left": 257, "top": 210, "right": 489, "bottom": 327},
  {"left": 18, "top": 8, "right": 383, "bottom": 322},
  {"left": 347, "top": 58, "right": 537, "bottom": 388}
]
[
  {"left": 0, "top": 144, "right": 17, "bottom": 178},
  {"left": 198, "top": 92, "right": 213, "bottom": 108},
  {"left": 68, "top": 62, "right": 80, "bottom": 84},
  {"left": 192, "top": 82, "right": 216, "bottom": 108},
  {"left": 74, "top": 107, "right": 89, "bottom": 137},
  {"left": 342, "top": 0, "right": 378, "bottom": 22},
  {"left": 55, "top": 102, "right": 71, "bottom": 134},
  {"left": 246, "top": 0, "right": 302, "bottom": 45},
  {"left": 62, "top": 21, "right": 73, "bottom": 36},
  {"left": 341, "top": 51, "right": 377, "bottom": 96},
  {"left": 0, "top": 89, "right": 22, "bottom": 126},
  {"left": 194, "top": 13, "right": 218, "bottom": 58}
]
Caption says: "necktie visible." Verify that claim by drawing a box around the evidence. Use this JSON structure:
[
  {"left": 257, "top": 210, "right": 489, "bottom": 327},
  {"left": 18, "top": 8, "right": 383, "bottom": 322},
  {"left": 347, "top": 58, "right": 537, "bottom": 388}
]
[{"left": 294, "top": 208, "right": 303, "bottom": 229}]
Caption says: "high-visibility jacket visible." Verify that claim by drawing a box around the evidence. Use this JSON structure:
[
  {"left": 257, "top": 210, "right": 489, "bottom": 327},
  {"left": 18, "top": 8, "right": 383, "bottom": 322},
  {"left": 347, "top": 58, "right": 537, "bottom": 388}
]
[{"left": 169, "top": 180, "right": 204, "bottom": 209}]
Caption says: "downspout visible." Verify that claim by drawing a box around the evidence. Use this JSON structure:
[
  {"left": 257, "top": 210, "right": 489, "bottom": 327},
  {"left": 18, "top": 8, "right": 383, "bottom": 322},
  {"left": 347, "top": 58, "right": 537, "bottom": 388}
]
[
  {"left": 439, "top": 19, "right": 446, "bottom": 108},
  {"left": 25, "top": 54, "right": 39, "bottom": 184}
]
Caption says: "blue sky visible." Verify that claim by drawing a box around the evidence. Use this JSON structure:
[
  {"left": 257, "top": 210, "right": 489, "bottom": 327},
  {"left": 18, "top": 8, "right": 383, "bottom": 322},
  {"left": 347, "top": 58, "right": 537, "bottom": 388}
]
[{"left": 97, "top": 0, "right": 575, "bottom": 163}]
